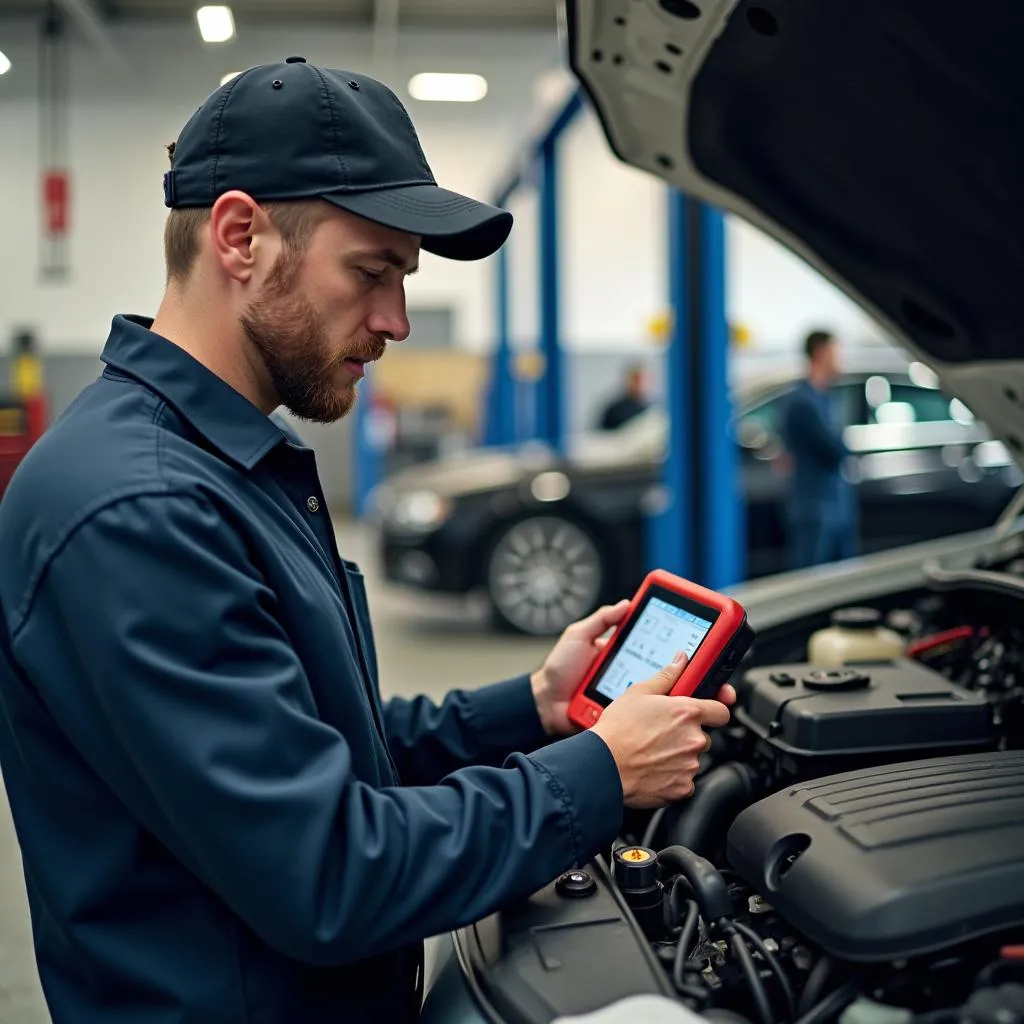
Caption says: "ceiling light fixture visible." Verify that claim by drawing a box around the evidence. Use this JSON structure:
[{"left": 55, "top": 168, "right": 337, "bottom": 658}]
[
  {"left": 220, "top": 70, "right": 241, "bottom": 86},
  {"left": 0, "top": 50, "right": 11, "bottom": 76},
  {"left": 408, "top": 72, "right": 488, "bottom": 103},
  {"left": 197, "top": 5, "right": 235, "bottom": 44}
]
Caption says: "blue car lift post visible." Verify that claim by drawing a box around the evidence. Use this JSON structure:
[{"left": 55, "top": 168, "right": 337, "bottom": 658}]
[
  {"left": 647, "top": 190, "right": 745, "bottom": 591},
  {"left": 485, "top": 88, "right": 584, "bottom": 452}
]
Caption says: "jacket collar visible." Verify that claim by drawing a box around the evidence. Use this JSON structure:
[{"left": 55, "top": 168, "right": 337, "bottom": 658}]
[{"left": 100, "top": 314, "right": 287, "bottom": 470}]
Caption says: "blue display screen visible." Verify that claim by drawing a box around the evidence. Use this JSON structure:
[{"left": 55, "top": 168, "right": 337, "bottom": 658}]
[{"left": 593, "top": 596, "right": 715, "bottom": 702}]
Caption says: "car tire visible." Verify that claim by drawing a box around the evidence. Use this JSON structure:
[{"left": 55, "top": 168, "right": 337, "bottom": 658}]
[{"left": 485, "top": 515, "right": 606, "bottom": 636}]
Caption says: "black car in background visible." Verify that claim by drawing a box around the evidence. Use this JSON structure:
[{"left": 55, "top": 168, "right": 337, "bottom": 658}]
[{"left": 370, "top": 358, "right": 1019, "bottom": 635}]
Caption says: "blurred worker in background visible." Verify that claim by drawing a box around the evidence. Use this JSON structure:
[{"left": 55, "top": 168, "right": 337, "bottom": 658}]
[
  {"left": 0, "top": 58, "right": 735, "bottom": 1024},
  {"left": 779, "top": 329, "right": 858, "bottom": 569},
  {"left": 597, "top": 361, "right": 650, "bottom": 430}
]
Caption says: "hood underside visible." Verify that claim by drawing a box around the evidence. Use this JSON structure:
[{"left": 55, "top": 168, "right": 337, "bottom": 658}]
[{"left": 564, "top": 0, "right": 1024, "bottom": 470}]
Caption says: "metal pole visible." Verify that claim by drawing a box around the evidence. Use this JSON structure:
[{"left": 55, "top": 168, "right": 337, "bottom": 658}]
[
  {"left": 537, "top": 137, "right": 564, "bottom": 451},
  {"left": 484, "top": 245, "right": 515, "bottom": 446},
  {"left": 697, "top": 204, "right": 744, "bottom": 589},
  {"left": 647, "top": 187, "right": 693, "bottom": 578}
]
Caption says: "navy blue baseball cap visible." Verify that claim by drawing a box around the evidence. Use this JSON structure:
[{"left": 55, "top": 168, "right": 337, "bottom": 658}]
[{"left": 163, "top": 56, "right": 512, "bottom": 261}]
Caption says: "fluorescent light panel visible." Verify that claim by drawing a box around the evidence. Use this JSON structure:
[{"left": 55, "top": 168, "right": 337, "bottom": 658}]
[
  {"left": 408, "top": 72, "right": 487, "bottom": 103},
  {"left": 197, "top": 5, "right": 235, "bottom": 43},
  {"left": 0, "top": 50, "right": 11, "bottom": 76},
  {"left": 221, "top": 71, "right": 242, "bottom": 86}
]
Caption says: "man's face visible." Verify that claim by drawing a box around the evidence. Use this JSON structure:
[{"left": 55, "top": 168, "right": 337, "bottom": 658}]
[
  {"left": 239, "top": 206, "right": 418, "bottom": 424},
  {"left": 823, "top": 339, "right": 841, "bottom": 380},
  {"left": 815, "top": 338, "right": 840, "bottom": 382}
]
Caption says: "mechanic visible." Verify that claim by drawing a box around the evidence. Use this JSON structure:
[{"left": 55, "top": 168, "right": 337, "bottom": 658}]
[
  {"left": 779, "top": 328, "right": 859, "bottom": 569},
  {"left": 0, "top": 59, "right": 736, "bottom": 1024},
  {"left": 596, "top": 361, "right": 651, "bottom": 430}
]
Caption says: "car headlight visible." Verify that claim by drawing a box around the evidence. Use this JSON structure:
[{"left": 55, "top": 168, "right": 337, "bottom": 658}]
[{"left": 391, "top": 490, "right": 451, "bottom": 532}]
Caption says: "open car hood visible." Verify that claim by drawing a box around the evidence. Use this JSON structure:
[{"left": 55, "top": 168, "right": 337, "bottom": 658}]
[{"left": 564, "top": 0, "right": 1024, "bottom": 471}]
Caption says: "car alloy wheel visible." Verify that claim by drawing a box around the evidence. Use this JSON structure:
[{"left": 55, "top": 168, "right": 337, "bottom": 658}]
[{"left": 486, "top": 516, "right": 604, "bottom": 635}]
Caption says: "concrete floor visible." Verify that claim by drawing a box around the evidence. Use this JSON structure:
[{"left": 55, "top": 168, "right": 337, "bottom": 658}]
[{"left": 0, "top": 518, "right": 553, "bottom": 1021}]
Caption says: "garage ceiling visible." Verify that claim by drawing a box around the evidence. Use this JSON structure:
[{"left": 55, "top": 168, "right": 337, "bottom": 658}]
[{"left": 0, "top": 0, "right": 559, "bottom": 28}]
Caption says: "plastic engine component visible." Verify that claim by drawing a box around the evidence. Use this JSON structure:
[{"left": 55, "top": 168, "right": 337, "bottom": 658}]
[
  {"left": 452, "top": 852, "right": 674, "bottom": 1024},
  {"left": 726, "top": 750, "right": 1024, "bottom": 962},
  {"left": 735, "top": 658, "right": 995, "bottom": 760}
]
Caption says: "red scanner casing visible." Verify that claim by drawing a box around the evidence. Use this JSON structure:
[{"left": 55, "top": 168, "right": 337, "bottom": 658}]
[{"left": 567, "top": 569, "right": 754, "bottom": 731}]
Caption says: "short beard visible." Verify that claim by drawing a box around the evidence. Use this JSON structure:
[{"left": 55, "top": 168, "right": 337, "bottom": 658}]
[{"left": 240, "top": 247, "right": 356, "bottom": 425}]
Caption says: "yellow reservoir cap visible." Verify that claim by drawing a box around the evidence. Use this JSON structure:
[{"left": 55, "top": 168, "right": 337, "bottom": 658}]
[{"left": 619, "top": 847, "right": 653, "bottom": 863}]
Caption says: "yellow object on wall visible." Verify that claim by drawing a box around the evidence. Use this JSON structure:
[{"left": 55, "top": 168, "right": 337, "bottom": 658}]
[
  {"left": 646, "top": 311, "right": 672, "bottom": 347},
  {"left": 514, "top": 351, "right": 546, "bottom": 382},
  {"left": 12, "top": 354, "right": 43, "bottom": 400},
  {"left": 731, "top": 323, "right": 753, "bottom": 348}
]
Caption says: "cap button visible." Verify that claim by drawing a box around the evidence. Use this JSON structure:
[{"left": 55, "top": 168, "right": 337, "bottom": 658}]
[{"left": 285, "top": 55, "right": 307, "bottom": 63}]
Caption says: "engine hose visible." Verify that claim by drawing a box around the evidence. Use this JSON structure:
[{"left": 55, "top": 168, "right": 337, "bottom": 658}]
[
  {"left": 673, "top": 898, "right": 701, "bottom": 995},
  {"left": 656, "top": 846, "right": 734, "bottom": 923},
  {"left": 793, "top": 980, "right": 861, "bottom": 1024},
  {"left": 641, "top": 807, "right": 668, "bottom": 851},
  {"left": 799, "top": 955, "right": 835, "bottom": 1016},
  {"left": 733, "top": 919, "right": 797, "bottom": 1021},
  {"left": 729, "top": 927, "right": 774, "bottom": 1024},
  {"left": 665, "top": 763, "right": 760, "bottom": 858}
]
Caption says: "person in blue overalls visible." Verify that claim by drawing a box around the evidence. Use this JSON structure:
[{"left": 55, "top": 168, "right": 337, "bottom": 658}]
[
  {"left": 779, "top": 329, "right": 859, "bottom": 569},
  {"left": 0, "top": 59, "right": 736, "bottom": 1024}
]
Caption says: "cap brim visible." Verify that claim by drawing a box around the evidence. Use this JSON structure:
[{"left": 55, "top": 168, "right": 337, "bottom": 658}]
[{"left": 322, "top": 184, "right": 513, "bottom": 261}]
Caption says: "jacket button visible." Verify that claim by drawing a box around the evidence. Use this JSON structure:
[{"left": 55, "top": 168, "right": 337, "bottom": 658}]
[{"left": 306, "top": 496, "right": 320, "bottom": 513}]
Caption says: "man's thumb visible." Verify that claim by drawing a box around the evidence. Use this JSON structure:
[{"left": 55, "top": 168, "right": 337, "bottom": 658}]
[{"left": 632, "top": 651, "right": 688, "bottom": 695}]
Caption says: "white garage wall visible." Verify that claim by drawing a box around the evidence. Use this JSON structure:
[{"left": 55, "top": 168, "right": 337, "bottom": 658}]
[
  {"left": 726, "top": 217, "right": 890, "bottom": 354},
  {"left": 0, "top": 16, "right": 560, "bottom": 355},
  {"left": 560, "top": 106, "right": 668, "bottom": 351},
  {"left": 506, "top": 187, "right": 540, "bottom": 351}
]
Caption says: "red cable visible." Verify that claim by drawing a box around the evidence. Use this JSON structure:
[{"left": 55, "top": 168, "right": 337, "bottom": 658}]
[{"left": 906, "top": 625, "right": 975, "bottom": 659}]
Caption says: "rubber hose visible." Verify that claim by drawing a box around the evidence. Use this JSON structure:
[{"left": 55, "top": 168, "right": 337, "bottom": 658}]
[
  {"left": 793, "top": 981, "right": 861, "bottom": 1024},
  {"left": 733, "top": 919, "right": 796, "bottom": 1021},
  {"left": 657, "top": 845, "right": 734, "bottom": 923},
  {"left": 730, "top": 929, "right": 774, "bottom": 1024},
  {"left": 799, "top": 955, "right": 834, "bottom": 1016},
  {"left": 666, "top": 762, "right": 759, "bottom": 858},
  {"left": 673, "top": 898, "right": 701, "bottom": 994}
]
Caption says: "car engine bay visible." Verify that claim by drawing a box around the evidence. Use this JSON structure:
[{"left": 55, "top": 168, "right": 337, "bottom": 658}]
[{"left": 445, "top": 556, "right": 1024, "bottom": 1024}]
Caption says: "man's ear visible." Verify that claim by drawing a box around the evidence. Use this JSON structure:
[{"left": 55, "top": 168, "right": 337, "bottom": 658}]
[{"left": 208, "top": 191, "right": 272, "bottom": 284}]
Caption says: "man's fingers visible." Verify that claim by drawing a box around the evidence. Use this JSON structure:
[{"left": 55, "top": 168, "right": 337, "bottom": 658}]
[
  {"left": 693, "top": 697, "right": 732, "bottom": 729},
  {"left": 574, "top": 599, "right": 630, "bottom": 641},
  {"left": 631, "top": 652, "right": 688, "bottom": 695},
  {"left": 716, "top": 683, "right": 737, "bottom": 707}
]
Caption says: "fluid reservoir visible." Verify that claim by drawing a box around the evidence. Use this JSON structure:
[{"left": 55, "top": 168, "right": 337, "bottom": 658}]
[{"left": 808, "top": 607, "right": 907, "bottom": 666}]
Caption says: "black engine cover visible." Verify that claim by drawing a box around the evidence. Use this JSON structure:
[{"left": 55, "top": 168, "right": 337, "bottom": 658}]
[
  {"left": 735, "top": 659, "right": 995, "bottom": 767},
  {"left": 726, "top": 750, "right": 1024, "bottom": 962}
]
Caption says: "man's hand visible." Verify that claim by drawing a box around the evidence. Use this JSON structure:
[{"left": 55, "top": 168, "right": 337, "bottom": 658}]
[
  {"left": 530, "top": 601, "right": 736, "bottom": 737},
  {"left": 592, "top": 653, "right": 733, "bottom": 809}
]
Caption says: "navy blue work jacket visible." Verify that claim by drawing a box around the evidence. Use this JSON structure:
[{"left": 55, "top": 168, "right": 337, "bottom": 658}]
[
  {"left": 0, "top": 315, "right": 623, "bottom": 1023},
  {"left": 778, "top": 379, "right": 852, "bottom": 506}
]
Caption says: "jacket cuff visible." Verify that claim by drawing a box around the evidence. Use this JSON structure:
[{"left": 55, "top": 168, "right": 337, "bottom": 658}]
[
  {"left": 525, "top": 730, "right": 624, "bottom": 866},
  {"left": 468, "top": 674, "right": 550, "bottom": 756}
]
